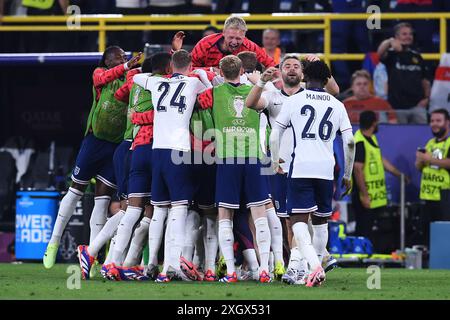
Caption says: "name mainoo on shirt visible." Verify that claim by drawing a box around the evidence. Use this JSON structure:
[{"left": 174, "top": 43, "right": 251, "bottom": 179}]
[{"left": 306, "top": 93, "right": 330, "bottom": 101}]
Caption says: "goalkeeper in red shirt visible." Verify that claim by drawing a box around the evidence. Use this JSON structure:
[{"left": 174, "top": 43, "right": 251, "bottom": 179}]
[{"left": 188, "top": 16, "right": 276, "bottom": 69}]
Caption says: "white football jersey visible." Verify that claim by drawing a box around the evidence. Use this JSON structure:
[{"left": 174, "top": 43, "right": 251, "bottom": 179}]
[
  {"left": 275, "top": 89, "right": 352, "bottom": 180},
  {"left": 133, "top": 73, "right": 206, "bottom": 152},
  {"left": 262, "top": 88, "right": 303, "bottom": 172},
  {"left": 259, "top": 112, "right": 269, "bottom": 155}
]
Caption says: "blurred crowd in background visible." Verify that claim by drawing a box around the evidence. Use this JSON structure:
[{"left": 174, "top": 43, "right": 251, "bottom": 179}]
[{"left": 1, "top": 1, "right": 449, "bottom": 57}]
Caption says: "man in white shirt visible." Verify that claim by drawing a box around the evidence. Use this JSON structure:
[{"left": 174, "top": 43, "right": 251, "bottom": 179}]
[{"left": 269, "top": 60, "right": 355, "bottom": 287}]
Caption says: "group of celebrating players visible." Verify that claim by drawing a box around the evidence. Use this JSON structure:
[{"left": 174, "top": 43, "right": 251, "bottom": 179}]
[{"left": 42, "top": 15, "right": 356, "bottom": 287}]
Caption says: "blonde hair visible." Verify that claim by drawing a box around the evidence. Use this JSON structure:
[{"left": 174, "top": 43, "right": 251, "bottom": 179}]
[
  {"left": 223, "top": 16, "right": 248, "bottom": 32},
  {"left": 219, "top": 55, "right": 242, "bottom": 80},
  {"left": 351, "top": 69, "right": 371, "bottom": 85}
]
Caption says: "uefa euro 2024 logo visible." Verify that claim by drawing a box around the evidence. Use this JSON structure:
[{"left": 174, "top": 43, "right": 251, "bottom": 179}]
[{"left": 229, "top": 96, "right": 247, "bottom": 119}]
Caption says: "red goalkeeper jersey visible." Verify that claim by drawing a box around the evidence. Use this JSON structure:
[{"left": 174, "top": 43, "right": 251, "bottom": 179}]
[
  {"left": 191, "top": 33, "right": 276, "bottom": 68},
  {"left": 131, "top": 110, "right": 154, "bottom": 149}
]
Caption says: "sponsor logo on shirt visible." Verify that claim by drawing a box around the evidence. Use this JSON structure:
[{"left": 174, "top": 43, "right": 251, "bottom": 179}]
[{"left": 395, "top": 62, "right": 422, "bottom": 72}]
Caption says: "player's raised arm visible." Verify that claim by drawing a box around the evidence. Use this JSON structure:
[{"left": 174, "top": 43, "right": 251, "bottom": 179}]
[
  {"left": 171, "top": 31, "right": 186, "bottom": 53},
  {"left": 245, "top": 67, "right": 277, "bottom": 111},
  {"left": 191, "top": 69, "right": 213, "bottom": 90},
  {"left": 93, "top": 50, "right": 142, "bottom": 88},
  {"left": 93, "top": 64, "right": 127, "bottom": 88},
  {"left": 325, "top": 75, "right": 340, "bottom": 96},
  {"left": 303, "top": 54, "right": 339, "bottom": 96},
  {"left": 114, "top": 68, "right": 141, "bottom": 103}
]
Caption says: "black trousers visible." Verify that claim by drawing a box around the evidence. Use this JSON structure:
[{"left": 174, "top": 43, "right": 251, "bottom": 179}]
[
  {"left": 352, "top": 193, "right": 390, "bottom": 252},
  {"left": 352, "top": 194, "right": 385, "bottom": 238},
  {"left": 423, "top": 190, "right": 450, "bottom": 222},
  {"left": 422, "top": 190, "right": 450, "bottom": 247}
]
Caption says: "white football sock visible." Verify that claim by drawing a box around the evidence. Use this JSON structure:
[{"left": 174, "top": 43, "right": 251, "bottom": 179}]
[
  {"left": 104, "top": 232, "right": 117, "bottom": 265},
  {"left": 203, "top": 213, "right": 218, "bottom": 272},
  {"left": 308, "top": 218, "right": 314, "bottom": 236},
  {"left": 162, "top": 210, "right": 173, "bottom": 274},
  {"left": 269, "top": 252, "right": 274, "bottom": 273},
  {"left": 242, "top": 249, "right": 259, "bottom": 272},
  {"left": 89, "top": 196, "right": 111, "bottom": 244},
  {"left": 312, "top": 223, "right": 328, "bottom": 264},
  {"left": 183, "top": 210, "right": 201, "bottom": 262},
  {"left": 193, "top": 225, "right": 205, "bottom": 268},
  {"left": 288, "top": 246, "right": 305, "bottom": 271},
  {"left": 167, "top": 206, "right": 188, "bottom": 271},
  {"left": 89, "top": 210, "right": 125, "bottom": 257},
  {"left": 266, "top": 207, "right": 284, "bottom": 266},
  {"left": 254, "top": 217, "right": 271, "bottom": 274},
  {"left": 123, "top": 216, "right": 150, "bottom": 267},
  {"left": 111, "top": 206, "right": 142, "bottom": 265},
  {"left": 218, "top": 219, "right": 235, "bottom": 274},
  {"left": 49, "top": 187, "right": 83, "bottom": 245},
  {"left": 148, "top": 206, "right": 168, "bottom": 266},
  {"left": 292, "top": 222, "right": 321, "bottom": 270}
]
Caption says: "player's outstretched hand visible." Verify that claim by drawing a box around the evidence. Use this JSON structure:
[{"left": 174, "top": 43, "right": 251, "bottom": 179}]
[
  {"left": 272, "top": 162, "right": 284, "bottom": 175},
  {"left": 172, "top": 31, "right": 186, "bottom": 52},
  {"left": 261, "top": 67, "right": 278, "bottom": 83},
  {"left": 246, "top": 70, "right": 261, "bottom": 85},
  {"left": 271, "top": 158, "right": 285, "bottom": 175},
  {"left": 127, "top": 52, "right": 143, "bottom": 69},
  {"left": 340, "top": 178, "right": 352, "bottom": 199}
]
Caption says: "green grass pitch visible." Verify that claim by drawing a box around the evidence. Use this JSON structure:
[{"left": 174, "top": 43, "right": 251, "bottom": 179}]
[{"left": 1, "top": 263, "right": 450, "bottom": 300}]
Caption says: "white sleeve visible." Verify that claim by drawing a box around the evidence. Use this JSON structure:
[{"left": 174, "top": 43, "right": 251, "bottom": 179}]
[
  {"left": 259, "top": 113, "right": 269, "bottom": 155},
  {"left": 193, "top": 78, "right": 208, "bottom": 94},
  {"left": 192, "top": 69, "right": 213, "bottom": 89},
  {"left": 261, "top": 91, "right": 272, "bottom": 111},
  {"left": 342, "top": 129, "right": 356, "bottom": 180},
  {"left": 265, "top": 81, "right": 277, "bottom": 92},
  {"left": 339, "top": 103, "right": 352, "bottom": 134},
  {"left": 274, "top": 98, "right": 291, "bottom": 129},
  {"left": 270, "top": 125, "right": 286, "bottom": 166},
  {"left": 338, "top": 103, "right": 355, "bottom": 180},
  {"left": 212, "top": 76, "right": 224, "bottom": 87},
  {"left": 133, "top": 74, "right": 149, "bottom": 89}
]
